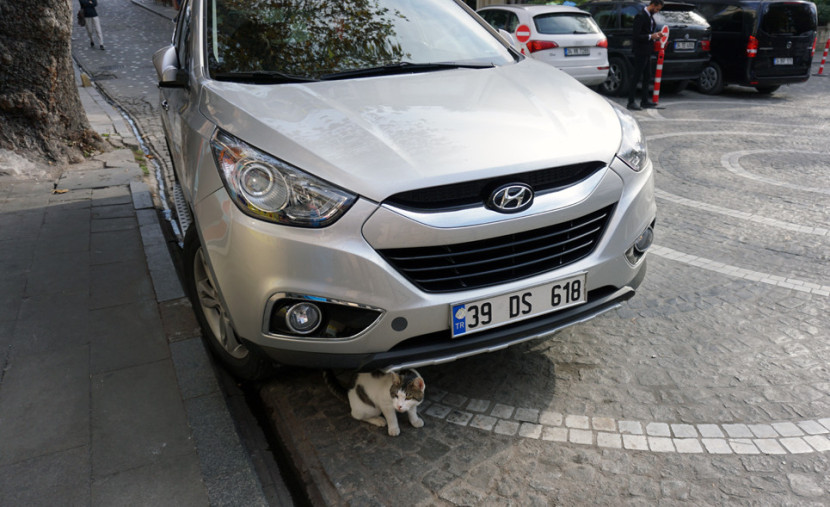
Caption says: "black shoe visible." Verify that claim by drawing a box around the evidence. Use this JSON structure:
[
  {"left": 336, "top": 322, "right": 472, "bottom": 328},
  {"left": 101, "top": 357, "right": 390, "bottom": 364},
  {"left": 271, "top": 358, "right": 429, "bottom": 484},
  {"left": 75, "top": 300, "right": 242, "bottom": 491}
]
[
  {"left": 90, "top": 41, "right": 94, "bottom": 48},
  {"left": 627, "top": 102, "right": 642, "bottom": 111},
  {"left": 100, "top": 45, "right": 105, "bottom": 50},
  {"left": 641, "top": 101, "right": 658, "bottom": 109}
]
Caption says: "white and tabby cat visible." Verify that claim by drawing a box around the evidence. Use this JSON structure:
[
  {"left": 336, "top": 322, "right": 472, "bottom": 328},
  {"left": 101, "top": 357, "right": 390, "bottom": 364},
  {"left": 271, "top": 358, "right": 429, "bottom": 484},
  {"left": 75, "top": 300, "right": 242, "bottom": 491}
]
[{"left": 324, "top": 369, "right": 426, "bottom": 436}]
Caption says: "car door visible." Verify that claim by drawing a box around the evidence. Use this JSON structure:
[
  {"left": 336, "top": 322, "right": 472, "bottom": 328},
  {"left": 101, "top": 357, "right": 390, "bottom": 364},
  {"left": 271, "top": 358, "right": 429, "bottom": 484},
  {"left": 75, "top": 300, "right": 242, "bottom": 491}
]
[{"left": 158, "top": 0, "right": 193, "bottom": 192}]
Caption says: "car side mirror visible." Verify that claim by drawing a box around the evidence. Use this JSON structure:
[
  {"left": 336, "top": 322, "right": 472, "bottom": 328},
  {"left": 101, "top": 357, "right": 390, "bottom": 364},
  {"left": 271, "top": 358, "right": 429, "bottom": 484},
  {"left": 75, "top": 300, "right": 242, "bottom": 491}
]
[
  {"left": 498, "top": 29, "right": 520, "bottom": 50},
  {"left": 153, "top": 45, "right": 188, "bottom": 88}
]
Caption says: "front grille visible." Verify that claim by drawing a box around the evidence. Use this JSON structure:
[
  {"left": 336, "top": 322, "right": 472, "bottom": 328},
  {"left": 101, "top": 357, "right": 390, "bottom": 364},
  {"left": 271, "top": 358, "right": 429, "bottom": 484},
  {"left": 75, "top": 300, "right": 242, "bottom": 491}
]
[
  {"left": 385, "top": 162, "right": 605, "bottom": 211},
  {"left": 378, "top": 205, "right": 615, "bottom": 293}
]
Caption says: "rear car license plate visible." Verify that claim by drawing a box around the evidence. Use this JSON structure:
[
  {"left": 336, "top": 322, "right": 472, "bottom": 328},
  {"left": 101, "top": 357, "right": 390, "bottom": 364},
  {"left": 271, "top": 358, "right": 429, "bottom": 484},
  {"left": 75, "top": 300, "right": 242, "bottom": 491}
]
[
  {"left": 674, "top": 41, "right": 695, "bottom": 51},
  {"left": 451, "top": 273, "right": 586, "bottom": 337},
  {"left": 774, "top": 57, "right": 793, "bottom": 65},
  {"left": 564, "top": 47, "right": 590, "bottom": 57}
]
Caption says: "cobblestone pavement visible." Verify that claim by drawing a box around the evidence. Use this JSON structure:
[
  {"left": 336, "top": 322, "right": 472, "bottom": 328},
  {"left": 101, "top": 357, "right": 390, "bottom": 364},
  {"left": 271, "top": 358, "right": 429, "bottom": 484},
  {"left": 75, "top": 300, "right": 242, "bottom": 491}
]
[{"left": 71, "top": 1, "right": 830, "bottom": 502}]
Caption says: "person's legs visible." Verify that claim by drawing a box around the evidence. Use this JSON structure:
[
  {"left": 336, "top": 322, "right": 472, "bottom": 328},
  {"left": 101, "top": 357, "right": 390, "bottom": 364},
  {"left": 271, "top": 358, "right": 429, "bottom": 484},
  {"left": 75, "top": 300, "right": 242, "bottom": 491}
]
[
  {"left": 84, "top": 19, "right": 95, "bottom": 47},
  {"left": 90, "top": 17, "right": 104, "bottom": 48},
  {"left": 628, "top": 55, "right": 649, "bottom": 107}
]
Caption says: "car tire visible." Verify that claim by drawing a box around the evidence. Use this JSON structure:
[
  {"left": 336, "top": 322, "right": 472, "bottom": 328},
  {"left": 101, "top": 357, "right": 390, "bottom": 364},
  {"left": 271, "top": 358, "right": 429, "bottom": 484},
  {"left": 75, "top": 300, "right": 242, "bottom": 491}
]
[
  {"left": 183, "top": 227, "right": 276, "bottom": 381},
  {"left": 697, "top": 62, "right": 724, "bottom": 95},
  {"left": 599, "top": 56, "right": 631, "bottom": 97},
  {"left": 754, "top": 85, "right": 780, "bottom": 94}
]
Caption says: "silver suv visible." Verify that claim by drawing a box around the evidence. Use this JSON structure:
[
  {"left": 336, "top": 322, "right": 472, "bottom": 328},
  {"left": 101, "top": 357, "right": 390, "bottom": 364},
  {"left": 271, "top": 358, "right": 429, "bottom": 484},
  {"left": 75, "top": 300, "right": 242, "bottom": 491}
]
[{"left": 153, "top": 0, "right": 656, "bottom": 380}]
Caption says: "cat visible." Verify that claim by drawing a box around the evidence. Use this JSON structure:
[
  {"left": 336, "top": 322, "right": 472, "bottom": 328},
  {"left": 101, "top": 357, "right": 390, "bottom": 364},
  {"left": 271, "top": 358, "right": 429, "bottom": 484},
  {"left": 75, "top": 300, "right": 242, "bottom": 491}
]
[{"left": 323, "top": 369, "right": 426, "bottom": 436}]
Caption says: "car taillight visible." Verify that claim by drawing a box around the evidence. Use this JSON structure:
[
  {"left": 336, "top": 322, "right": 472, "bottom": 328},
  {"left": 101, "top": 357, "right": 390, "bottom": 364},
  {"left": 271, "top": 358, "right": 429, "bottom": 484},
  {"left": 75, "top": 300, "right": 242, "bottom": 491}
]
[
  {"left": 527, "top": 40, "right": 559, "bottom": 53},
  {"left": 596, "top": 38, "right": 608, "bottom": 48},
  {"left": 746, "top": 35, "right": 758, "bottom": 57},
  {"left": 701, "top": 40, "right": 711, "bottom": 51}
]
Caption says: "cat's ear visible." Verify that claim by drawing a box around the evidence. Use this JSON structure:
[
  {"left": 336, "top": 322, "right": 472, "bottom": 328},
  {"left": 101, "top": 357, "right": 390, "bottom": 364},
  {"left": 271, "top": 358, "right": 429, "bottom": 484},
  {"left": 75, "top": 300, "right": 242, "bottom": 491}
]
[
  {"left": 414, "top": 377, "right": 425, "bottom": 391},
  {"left": 390, "top": 371, "right": 401, "bottom": 384}
]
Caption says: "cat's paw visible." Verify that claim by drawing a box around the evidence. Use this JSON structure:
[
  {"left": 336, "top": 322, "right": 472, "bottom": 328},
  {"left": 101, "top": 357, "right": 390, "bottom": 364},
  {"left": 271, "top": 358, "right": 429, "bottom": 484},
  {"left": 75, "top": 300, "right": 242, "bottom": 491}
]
[
  {"left": 387, "top": 425, "right": 401, "bottom": 437},
  {"left": 410, "top": 417, "right": 424, "bottom": 428}
]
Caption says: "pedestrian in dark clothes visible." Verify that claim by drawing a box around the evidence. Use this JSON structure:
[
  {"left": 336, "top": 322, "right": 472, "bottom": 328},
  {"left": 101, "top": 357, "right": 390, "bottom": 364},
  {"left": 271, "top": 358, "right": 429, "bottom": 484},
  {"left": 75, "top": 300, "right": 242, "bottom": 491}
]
[
  {"left": 627, "top": 0, "right": 663, "bottom": 110},
  {"left": 80, "top": 0, "right": 105, "bottom": 50}
]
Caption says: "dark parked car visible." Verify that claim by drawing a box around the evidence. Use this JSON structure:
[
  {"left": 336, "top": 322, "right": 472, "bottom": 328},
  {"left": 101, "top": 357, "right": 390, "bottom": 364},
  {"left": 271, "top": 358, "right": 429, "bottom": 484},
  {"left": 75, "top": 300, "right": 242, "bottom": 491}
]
[
  {"left": 684, "top": 0, "right": 817, "bottom": 94},
  {"left": 585, "top": 0, "right": 712, "bottom": 96}
]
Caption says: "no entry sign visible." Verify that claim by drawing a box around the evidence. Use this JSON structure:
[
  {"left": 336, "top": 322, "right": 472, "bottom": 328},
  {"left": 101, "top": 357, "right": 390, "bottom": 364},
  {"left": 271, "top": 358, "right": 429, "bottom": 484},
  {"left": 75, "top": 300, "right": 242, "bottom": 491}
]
[{"left": 515, "top": 25, "right": 531, "bottom": 44}]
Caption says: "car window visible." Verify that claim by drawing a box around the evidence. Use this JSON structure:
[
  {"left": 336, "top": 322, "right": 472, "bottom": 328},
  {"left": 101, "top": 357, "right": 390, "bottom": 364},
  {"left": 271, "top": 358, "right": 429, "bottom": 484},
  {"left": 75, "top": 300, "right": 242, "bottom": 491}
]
[
  {"left": 760, "top": 3, "right": 816, "bottom": 35},
  {"left": 174, "top": 0, "right": 191, "bottom": 69},
  {"left": 621, "top": 4, "right": 642, "bottom": 29},
  {"left": 533, "top": 12, "right": 603, "bottom": 35},
  {"left": 480, "top": 9, "right": 521, "bottom": 33},
  {"left": 655, "top": 10, "right": 708, "bottom": 27},
  {"left": 700, "top": 4, "right": 744, "bottom": 32},
  {"left": 590, "top": 5, "right": 619, "bottom": 30},
  {"left": 205, "top": 0, "right": 514, "bottom": 79}
]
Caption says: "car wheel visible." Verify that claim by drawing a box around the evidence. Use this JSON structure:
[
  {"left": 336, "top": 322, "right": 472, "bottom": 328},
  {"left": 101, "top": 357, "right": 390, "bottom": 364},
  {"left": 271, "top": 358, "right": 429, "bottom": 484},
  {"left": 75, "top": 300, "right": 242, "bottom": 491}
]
[
  {"left": 184, "top": 227, "right": 275, "bottom": 381},
  {"left": 599, "top": 56, "right": 630, "bottom": 97},
  {"left": 697, "top": 62, "right": 724, "bottom": 95},
  {"left": 755, "top": 85, "right": 780, "bottom": 94}
]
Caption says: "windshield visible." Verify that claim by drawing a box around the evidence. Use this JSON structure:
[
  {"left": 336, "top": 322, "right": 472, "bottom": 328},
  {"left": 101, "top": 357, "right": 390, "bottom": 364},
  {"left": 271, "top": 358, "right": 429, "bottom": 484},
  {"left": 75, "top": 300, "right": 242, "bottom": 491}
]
[
  {"left": 205, "top": 0, "right": 515, "bottom": 80},
  {"left": 533, "top": 12, "right": 602, "bottom": 35}
]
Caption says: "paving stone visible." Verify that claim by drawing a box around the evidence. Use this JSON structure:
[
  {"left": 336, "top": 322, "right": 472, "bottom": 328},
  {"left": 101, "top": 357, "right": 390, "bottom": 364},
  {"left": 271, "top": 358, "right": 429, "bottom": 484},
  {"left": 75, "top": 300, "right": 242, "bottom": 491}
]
[
  {"left": 753, "top": 439, "right": 787, "bottom": 455},
  {"left": 622, "top": 435, "right": 649, "bottom": 451},
  {"left": 493, "top": 420, "right": 519, "bottom": 436},
  {"left": 446, "top": 410, "right": 473, "bottom": 426},
  {"left": 698, "top": 424, "right": 725, "bottom": 438},
  {"left": 514, "top": 408, "right": 539, "bottom": 423},
  {"left": 565, "top": 415, "right": 590, "bottom": 429},
  {"left": 723, "top": 424, "right": 754, "bottom": 438},
  {"left": 569, "top": 429, "right": 593, "bottom": 445},
  {"left": 728, "top": 439, "right": 760, "bottom": 455},
  {"left": 619, "top": 420, "right": 643, "bottom": 435},
  {"left": 797, "top": 420, "right": 828, "bottom": 435},
  {"left": 645, "top": 422, "right": 671, "bottom": 437},
  {"left": 701, "top": 439, "right": 732, "bottom": 454},
  {"left": 647, "top": 437, "right": 674, "bottom": 453},
  {"left": 518, "top": 423, "right": 542, "bottom": 439},
  {"left": 490, "top": 403, "right": 515, "bottom": 420},
  {"left": 539, "top": 411, "right": 563, "bottom": 426},
  {"left": 772, "top": 422, "right": 804, "bottom": 437},
  {"left": 469, "top": 415, "right": 497, "bottom": 432},
  {"left": 541, "top": 427, "right": 568, "bottom": 442},
  {"left": 748, "top": 424, "right": 779, "bottom": 438},
  {"left": 673, "top": 438, "right": 704, "bottom": 454},
  {"left": 592, "top": 417, "right": 616, "bottom": 432},
  {"left": 597, "top": 432, "right": 622, "bottom": 449},
  {"left": 466, "top": 399, "right": 490, "bottom": 413},
  {"left": 779, "top": 437, "right": 813, "bottom": 454}
]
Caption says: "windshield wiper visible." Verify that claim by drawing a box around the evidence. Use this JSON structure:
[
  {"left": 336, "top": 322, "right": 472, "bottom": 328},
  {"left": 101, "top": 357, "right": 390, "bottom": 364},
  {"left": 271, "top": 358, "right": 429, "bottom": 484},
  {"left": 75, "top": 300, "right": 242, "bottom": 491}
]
[
  {"left": 319, "top": 62, "right": 495, "bottom": 81},
  {"left": 211, "top": 71, "right": 318, "bottom": 84}
]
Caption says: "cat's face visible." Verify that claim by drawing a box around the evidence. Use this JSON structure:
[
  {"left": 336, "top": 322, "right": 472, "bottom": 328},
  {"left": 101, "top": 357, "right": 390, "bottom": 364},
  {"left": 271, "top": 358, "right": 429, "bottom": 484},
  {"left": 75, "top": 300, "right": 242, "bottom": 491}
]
[{"left": 390, "top": 373, "right": 425, "bottom": 413}]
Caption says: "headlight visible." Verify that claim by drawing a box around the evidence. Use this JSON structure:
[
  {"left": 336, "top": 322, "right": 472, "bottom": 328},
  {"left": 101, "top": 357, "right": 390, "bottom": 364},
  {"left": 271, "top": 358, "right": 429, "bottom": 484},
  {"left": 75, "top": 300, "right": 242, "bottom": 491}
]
[
  {"left": 210, "top": 130, "right": 356, "bottom": 227},
  {"left": 612, "top": 104, "right": 648, "bottom": 172}
]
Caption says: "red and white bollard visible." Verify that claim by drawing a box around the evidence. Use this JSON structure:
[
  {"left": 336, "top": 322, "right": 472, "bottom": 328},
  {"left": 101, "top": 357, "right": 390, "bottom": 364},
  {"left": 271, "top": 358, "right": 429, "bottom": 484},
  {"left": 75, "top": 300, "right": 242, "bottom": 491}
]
[
  {"left": 817, "top": 37, "right": 830, "bottom": 75},
  {"left": 652, "top": 26, "right": 670, "bottom": 104}
]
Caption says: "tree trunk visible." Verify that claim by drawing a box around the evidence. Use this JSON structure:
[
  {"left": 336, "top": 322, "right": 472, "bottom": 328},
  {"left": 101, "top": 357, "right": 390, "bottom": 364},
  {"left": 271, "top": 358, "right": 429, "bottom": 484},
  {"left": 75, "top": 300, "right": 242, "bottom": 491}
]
[{"left": 0, "top": 0, "right": 103, "bottom": 165}]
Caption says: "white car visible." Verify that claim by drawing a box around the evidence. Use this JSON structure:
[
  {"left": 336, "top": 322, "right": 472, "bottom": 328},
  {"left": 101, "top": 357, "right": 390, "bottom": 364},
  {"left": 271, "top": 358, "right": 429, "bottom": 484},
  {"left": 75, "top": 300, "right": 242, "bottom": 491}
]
[
  {"left": 478, "top": 4, "right": 610, "bottom": 86},
  {"left": 153, "top": 0, "right": 654, "bottom": 380}
]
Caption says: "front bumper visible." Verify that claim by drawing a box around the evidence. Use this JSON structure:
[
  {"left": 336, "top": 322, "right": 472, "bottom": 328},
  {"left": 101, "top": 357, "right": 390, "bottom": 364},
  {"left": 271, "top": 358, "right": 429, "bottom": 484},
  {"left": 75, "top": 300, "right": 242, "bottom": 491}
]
[{"left": 193, "top": 157, "right": 656, "bottom": 370}]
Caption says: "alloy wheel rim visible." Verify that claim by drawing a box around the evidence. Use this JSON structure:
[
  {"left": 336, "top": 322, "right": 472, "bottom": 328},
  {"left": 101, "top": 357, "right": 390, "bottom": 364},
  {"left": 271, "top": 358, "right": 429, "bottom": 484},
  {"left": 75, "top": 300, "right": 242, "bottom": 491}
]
[
  {"left": 700, "top": 67, "right": 716, "bottom": 91},
  {"left": 605, "top": 63, "right": 621, "bottom": 92},
  {"left": 194, "top": 248, "right": 248, "bottom": 359}
]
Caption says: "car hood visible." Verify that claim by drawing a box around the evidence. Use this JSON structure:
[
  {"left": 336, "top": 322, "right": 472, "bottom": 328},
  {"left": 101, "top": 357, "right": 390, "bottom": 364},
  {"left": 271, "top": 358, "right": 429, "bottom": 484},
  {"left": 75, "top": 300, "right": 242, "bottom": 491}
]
[{"left": 199, "top": 59, "right": 622, "bottom": 203}]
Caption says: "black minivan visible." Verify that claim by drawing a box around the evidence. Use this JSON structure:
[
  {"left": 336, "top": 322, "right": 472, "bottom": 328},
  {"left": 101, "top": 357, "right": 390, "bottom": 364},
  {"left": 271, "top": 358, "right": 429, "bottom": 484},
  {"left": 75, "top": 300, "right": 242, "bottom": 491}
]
[
  {"left": 585, "top": 0, "right": 712, "bottom": 96},
  {"left": 685, "top": 0, "right": 818, "bottom": 94}
]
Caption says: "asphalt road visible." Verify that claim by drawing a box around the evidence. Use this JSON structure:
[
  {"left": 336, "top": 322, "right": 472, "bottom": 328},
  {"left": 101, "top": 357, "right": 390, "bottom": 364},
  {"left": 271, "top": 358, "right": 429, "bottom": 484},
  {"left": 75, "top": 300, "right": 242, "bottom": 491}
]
[{"left": 73, "top": 1, "right": 830, "bottom": 503}]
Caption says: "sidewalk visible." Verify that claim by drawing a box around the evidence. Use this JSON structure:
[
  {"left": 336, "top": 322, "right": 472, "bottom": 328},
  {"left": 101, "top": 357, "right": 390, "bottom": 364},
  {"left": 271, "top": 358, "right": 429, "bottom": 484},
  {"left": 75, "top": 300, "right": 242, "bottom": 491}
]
[{"left": 0, "top": 46, "right": 273, "bottom": 507}]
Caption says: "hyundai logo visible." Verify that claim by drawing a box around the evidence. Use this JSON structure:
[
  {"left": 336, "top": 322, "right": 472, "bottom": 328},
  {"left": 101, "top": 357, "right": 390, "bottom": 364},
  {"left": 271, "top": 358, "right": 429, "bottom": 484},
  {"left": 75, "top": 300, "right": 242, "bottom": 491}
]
[{"left": 488, "top": 183, "right": 534, "bottom": 213}]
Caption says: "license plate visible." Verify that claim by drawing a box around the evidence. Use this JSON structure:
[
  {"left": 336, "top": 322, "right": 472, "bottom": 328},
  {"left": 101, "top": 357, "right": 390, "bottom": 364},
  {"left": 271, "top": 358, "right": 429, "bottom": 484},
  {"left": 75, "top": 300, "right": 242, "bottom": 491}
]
[
  {"left": 450, "top": 273, "right": 587, "bottom": 338},
  {"left": 564, "top": 47, "right": 590, "bottom": 57},
  {"left": 774, "top": 57, "right": 793, "bottom": 65},
  {"left": 674, "top": 41, "right": 695, "bottom": 51}
]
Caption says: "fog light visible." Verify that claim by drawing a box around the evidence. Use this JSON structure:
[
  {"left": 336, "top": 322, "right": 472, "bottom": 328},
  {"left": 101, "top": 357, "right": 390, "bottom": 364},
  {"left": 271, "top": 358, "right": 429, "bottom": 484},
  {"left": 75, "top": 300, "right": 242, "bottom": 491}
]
[
  {"left": 285, "top": 302, "right": 322, "bottom": 334},
  {"left": 634, "top": 226, "right": 654, "bottom": 254},
  {"left": 626, "top": 225, "right": 654, "bottom": 264}
]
